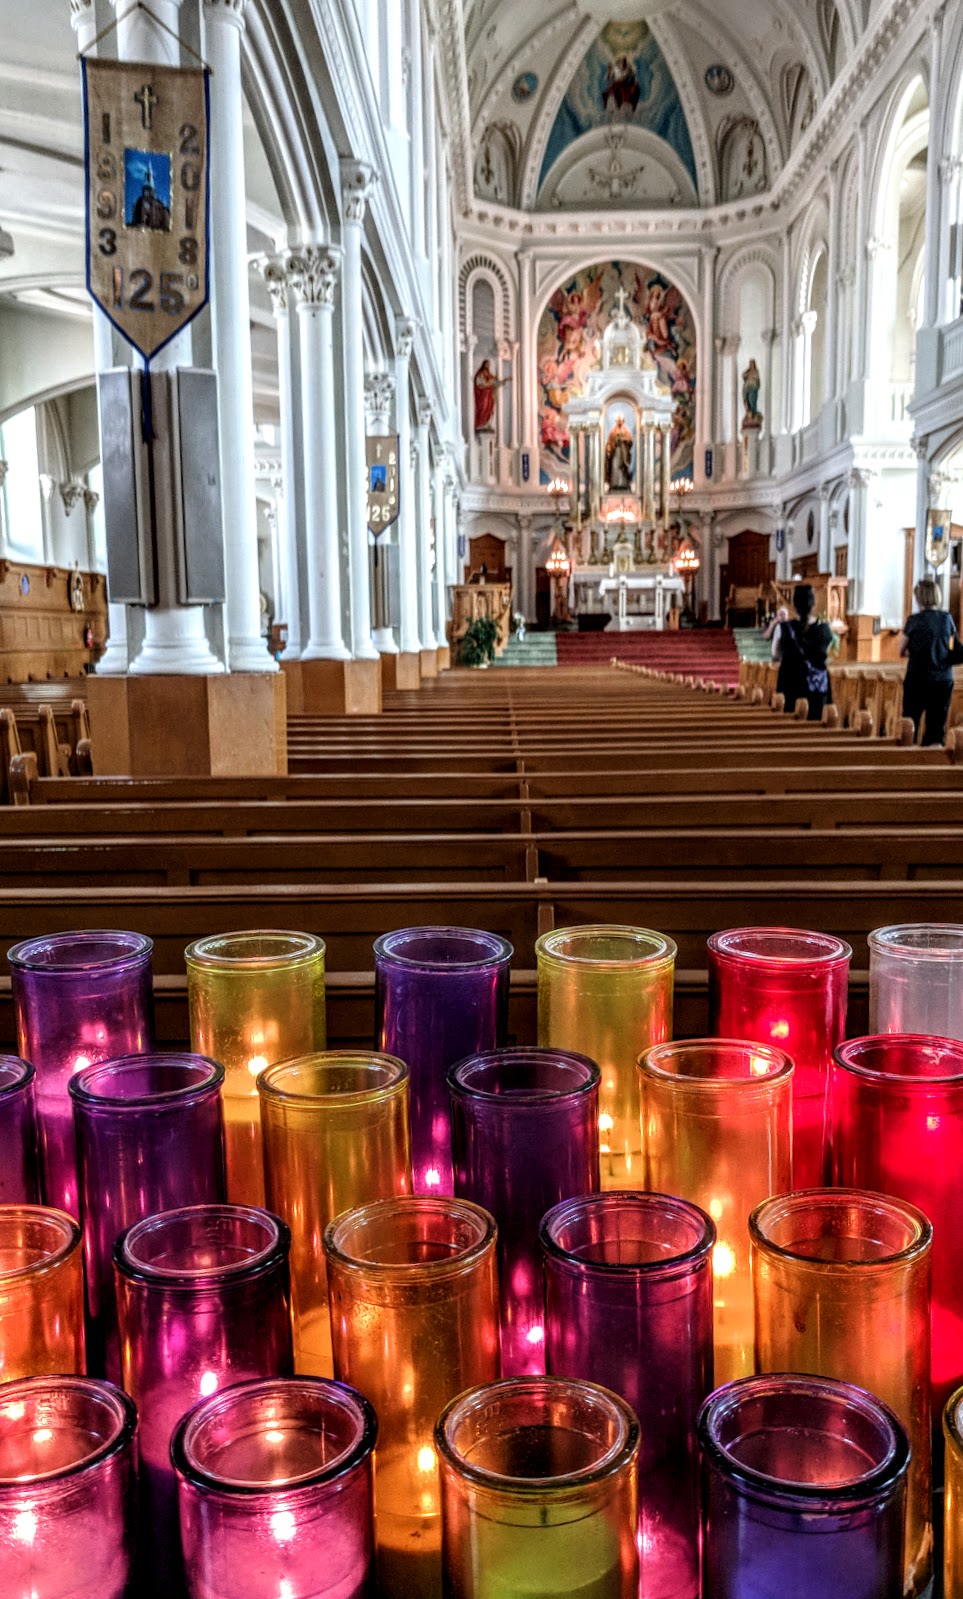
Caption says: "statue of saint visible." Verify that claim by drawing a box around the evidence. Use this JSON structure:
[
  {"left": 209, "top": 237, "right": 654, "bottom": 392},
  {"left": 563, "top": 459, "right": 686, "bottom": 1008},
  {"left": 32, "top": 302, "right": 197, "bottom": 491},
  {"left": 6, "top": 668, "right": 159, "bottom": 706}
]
[
  {"left": 605, "top": 413, "right": 634, "bottom": 491},
  {"left": 742, "top": 359, "right": 763, "bottom": 431},
  {"left": 473, "top": 360, "right": 504, "bottom": 433}
]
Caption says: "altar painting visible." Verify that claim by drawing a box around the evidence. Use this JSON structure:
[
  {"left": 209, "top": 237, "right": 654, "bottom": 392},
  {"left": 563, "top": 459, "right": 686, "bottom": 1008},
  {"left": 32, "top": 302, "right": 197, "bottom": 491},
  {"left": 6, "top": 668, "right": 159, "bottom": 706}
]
[{"left": 537, "top": 262, "right": 696, "bottom": 484}]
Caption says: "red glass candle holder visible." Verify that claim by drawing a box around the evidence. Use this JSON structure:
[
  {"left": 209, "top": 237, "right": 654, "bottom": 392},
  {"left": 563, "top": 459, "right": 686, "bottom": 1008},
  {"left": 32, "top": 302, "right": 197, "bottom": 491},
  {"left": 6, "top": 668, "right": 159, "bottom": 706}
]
[
  {"left": 0, "top": 1375, "right": 138, "bottom": 1599},
  {"left": 541, "top": 1192, "right": 714, "bottom": 1599},
  {"left": 833, "top": 1033, "right": 963, "bottom": 1417},
  {"left": 173, "top": 1376, "right": 378, "bottom": 1599},
  {"left": 8, "top": 930, "right": 154, "bottom": 1218},
  {"left": 708, "top": 927, "right": 850, "bottom": 1187},
  {"left": 870, "top": 923, "right": 963, "bottom": 1040},
  {"left": 0, "top": 1056, "right": 39, "bottom": 1203},
  {"left": 449, "top": 1047, "right": 600, "bottom": 1376},
  {"left": 0, "top": 1205, "right": 85, "bottom": 1380}
]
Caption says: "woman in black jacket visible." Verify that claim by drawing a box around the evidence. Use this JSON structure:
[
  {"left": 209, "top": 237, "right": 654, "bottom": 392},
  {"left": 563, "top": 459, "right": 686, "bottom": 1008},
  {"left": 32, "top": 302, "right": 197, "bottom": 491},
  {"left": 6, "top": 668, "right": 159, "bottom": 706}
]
[
  {"left": 899, "top": 578, "right": 958, "bottom": 745},
  {"left": 773, "top": 584, "right": 833, "bottom": 721}
]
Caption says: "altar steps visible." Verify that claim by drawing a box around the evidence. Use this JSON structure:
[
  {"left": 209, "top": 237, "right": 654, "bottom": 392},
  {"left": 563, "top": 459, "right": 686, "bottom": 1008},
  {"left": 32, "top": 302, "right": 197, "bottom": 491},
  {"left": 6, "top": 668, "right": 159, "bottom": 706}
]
[
  {"left": 555, "top": 629, "right": 740, "bottom": 683},
  {"left": 732, "top": 628, "right": 774, "bottom": 662},
  {"left": 492, "top": 634, "right": 558, "bottom": 668}
]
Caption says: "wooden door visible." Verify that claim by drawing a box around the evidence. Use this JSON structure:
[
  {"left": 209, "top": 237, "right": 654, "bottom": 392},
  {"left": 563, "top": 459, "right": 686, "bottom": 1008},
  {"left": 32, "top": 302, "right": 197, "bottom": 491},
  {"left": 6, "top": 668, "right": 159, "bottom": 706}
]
[{"left": 726, "top": 531, "right": 771, "bottom": 587}]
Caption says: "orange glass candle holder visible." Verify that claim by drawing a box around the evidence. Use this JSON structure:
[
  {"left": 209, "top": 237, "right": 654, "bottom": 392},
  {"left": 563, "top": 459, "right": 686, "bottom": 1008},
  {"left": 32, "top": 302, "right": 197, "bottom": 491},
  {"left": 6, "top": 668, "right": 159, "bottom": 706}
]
[
  {"left": 640, "top": 1039, "right": 792, "bottom": 1384},
  {"left": 185, "top": 931, "right": 326, "bottom": 1207},
  {"left": 259, "top": 1051, "right": 412, "bottom": 1377},
  {"left": 324, "top": 1196, "right": 500, "bottom": 1599},
  {"left": 751, "top": 1188, "right": 933, "bottom": 1597},
  {"left": 536, "top": 925, "right": 676, "bottom": 1188},
  {"left": 945, "top": 1387, "right": 963, "bottom": 1598},
  {"left": 0, "top": 1205, "right": 84, "bottom": 1381}
]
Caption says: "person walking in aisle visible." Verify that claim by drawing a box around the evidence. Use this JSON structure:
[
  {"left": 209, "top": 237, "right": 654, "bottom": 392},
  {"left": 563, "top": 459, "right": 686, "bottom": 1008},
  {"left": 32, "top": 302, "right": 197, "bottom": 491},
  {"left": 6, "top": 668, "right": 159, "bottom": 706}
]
[
  {"left": 772, "top": 583, "right": 833, "bottom": 721},
  {"left": 899, "top": 577, "right": 960, "bottom": 746}
]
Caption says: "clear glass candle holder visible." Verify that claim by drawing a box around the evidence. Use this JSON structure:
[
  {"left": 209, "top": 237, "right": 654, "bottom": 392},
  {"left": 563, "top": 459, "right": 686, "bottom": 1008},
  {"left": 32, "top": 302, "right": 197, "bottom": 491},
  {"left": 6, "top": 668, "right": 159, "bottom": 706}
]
[
  {"left": 536, "top": 926, "right": 676, "bottom": 1190},
  {"left": 258, "top": 1051, "right": 412, "bottom": 1378},
  {"left": 173, "top": 1376, "right": 378, "bottom": 1599},
  {"left": 0, "top": 1375, "right": 138, "bottom": 1599},
  {"left": 541, "top": 1192, "right": 714, "bottom": 1599},
  {"left": 639, "top": 1039, "right": 792, "bottom": 1384},
  {"left": 870, "top": 924, "right": 963, "bottom": 1040},
  {"left": 8, "top": 930, "right": 154, "bottom": 1218},
  {"left": 324, "top": 1196, "right": 500, "bottom": 1599},
  {"left": 708, "top": 927, "right": 851, "bottom": 1187},
  {"left": 0, "top": 1056, "right": 39, "bottom": 1203},
  {"left": 449, "top": 1047, "right": 600, "bottom": 1377},
  {"left": 185, "top": 932, "right": 326, "bottom": 1208},
  {"left": 751, "top": 1188, "right": 933, "bottom": 1597},
  {"left": 833, "top": 1033, "right": 963, "bottom": 1417},
  {"left": 698, "top": 1375, "right": 909, "bottom": 1599},
  {"left": 436, "top": 1376, "right": 640, "bottom": 1599},
  {"left": 69, "top": 1052, "right": 226, "bottom": 1381},
  {"left": 0, "top": 1205, "right": 84, "bottom": 1381},
  {"left": 114, "top": 1204, "right": 294, "bottom": 1599},
  {"left": 944, "top": 1386, "right": 963, "bottom": 1598},
  {"left": 374, "top": 927, "right": 512, "bottom": 1197}
]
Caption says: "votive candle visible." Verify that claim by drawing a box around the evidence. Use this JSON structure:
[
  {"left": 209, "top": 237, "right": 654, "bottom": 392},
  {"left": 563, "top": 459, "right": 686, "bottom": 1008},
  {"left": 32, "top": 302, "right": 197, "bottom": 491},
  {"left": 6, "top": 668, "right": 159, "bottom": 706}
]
[
  {"left": 541, "top": 1192, "right": 714, "bottom": 1599},
  {"left": 325, "top": 1196, "right": 500, "bottom": 1599},
  {"left": 259, "top": 1051, "right": 411, "bottom": 1377},
  {"left": 870, "top": 924, "right": 963, "bottom": 1039},
  {"left": 751, "top": 1188, "right": 932, "bottom": 1597},
  {"left": 185, "top": 931, "right": 326, "bottom": 1207},
  {"left": 69, "top": 1052, "right": 226, "bottom": 1379},
  {"left": 708, "top": 926, "right": 850, "bottom": 1186},
  {"left": 536, "top": 925, "right": 676, "bottom": 1188},
  {"left": 944, "top": 1386, "right": 963, "bottom": 1598},
  {"left": 699, "top": 1375, "right": 908, "bottom": 1599},
  {"left": 8, "top": 930, "right": 154, "bottom": 1218},
  {"left": 449, "top": 1047, "right": 599, "bottom": 1376},
  {"left": 436, "top": 1377, "right": 640, "bottom": 1599},
  {"left": 0, "top": 1375, "right": 137, "bottom": 1599},
  {"left": 639, "top": 1039, "right": 792, "bottom": 1383},
  {"left": 173, "top": 1376, "right": 378, "bottom": 1599},
  {"left": 0, "top": 1056, "right": 39, "bottom": 1203},
  {"left": 0, "top": 1205, "right": 84, "bottom": 1380},
  {"left": 114, "top": 1204, "right": 293, "bottom": 1599},
  {"left": 374, "top": 927, "right": 512, "bottom": 1196}
]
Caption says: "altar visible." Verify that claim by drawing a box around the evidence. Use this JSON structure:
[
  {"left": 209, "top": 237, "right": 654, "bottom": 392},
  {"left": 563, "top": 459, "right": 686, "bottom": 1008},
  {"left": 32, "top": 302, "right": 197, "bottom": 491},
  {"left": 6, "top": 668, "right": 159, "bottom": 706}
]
[{"left": 596, "top": 572, "right": 685, "bottom": 631}]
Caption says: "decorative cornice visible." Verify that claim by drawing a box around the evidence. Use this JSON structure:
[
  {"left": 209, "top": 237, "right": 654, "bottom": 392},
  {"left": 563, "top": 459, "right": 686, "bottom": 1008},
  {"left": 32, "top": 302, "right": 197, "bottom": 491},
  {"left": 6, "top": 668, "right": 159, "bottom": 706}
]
[
  {"left": 340, "top": 159, "right": 379, "bottom": 225},
  {"left": 287, "top": 246, "right": 341, "bottom": 309}
]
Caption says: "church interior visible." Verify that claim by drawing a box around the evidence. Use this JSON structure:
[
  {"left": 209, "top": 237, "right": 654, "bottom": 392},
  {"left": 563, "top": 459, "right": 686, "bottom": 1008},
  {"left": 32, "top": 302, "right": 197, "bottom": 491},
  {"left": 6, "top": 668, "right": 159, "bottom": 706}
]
[{"left": 3, "top": 1, "right": 963, "bottom": 1596}]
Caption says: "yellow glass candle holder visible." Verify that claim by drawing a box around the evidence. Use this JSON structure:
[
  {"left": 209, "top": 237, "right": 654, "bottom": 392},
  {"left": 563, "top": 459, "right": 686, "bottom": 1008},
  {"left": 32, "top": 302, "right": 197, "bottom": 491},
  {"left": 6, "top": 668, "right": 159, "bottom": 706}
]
[
  {"left": 259, "top": 1051, "right": 412, "bottom": 1377},
  {"left": 0, "top": 1205, "right": 85, "bottom": 1380},
  {"left": 324, "top": 1196, "right": 500, "bottom": 1599},
  {"left": 752, "top": 1188, "right": 933, "bottom": 1598},
  {"left": 536, "top": 925, "right": 676, "bottom": 1188},
  {"left": 945, "top": 1387, "right": 963, "bottom": 1598},
  {"left": 185, "top": 931, "right": 325, "bottom": 1206},
  {"left": 639, "top": 1039, "right": 792, "bottom": 1384}
]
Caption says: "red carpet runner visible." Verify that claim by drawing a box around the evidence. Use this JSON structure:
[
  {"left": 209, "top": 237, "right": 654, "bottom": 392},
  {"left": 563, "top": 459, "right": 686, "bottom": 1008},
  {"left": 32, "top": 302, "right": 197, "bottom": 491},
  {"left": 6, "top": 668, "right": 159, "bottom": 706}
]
[{"left": 555, "top": 629, "right": 741, "bottom": 684}]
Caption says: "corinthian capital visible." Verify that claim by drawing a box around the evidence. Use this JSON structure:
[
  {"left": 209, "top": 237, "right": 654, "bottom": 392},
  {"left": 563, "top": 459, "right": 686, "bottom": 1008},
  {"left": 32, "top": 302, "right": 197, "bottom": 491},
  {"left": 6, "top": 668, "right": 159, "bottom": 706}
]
[
  {"left": 260, "top": 256, "right": 290, "bottom": 316},
  {"left": 364, "top": 371, "right": 395, "bottom": 430},
  {"left": 287, "top": 246, "right": 341, "bottom": 309},
  {"left": 202, "top": 0, "right": 248, "bottom": 28},
  {"left": 341, "top": 160, "right": 379, "bottom": 225}
]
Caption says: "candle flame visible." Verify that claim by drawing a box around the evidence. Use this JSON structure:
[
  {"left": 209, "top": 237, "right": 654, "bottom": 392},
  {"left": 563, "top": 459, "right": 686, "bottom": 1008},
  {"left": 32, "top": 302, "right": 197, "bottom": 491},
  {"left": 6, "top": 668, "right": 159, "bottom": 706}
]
[
  {"left": 526, "top": 1325, "right": 545, "bottom": 1346},
  {"left": 270, "top": 1509, "right": 296, "bottom": 1544},
  {"left": 32, "top": 1429, "right": 53, "bottom": 1445},
  {"left": 417, "top": 1447, "right": 437, "bottom": 1474},
  {"left": 423, "top": 1167, "right": 441, "bottom": 1190},
  {"left": 265, "top": 1429, "right": 285, "bottom": 1445},
  {"left": 713, "top": 1242, "right": 737, "bottom": 1279},
  {"left": 927, "top": 1115, "right": 941, "bottom": 1131},
  {"left": 749, "top": 1054, "right": 770, "bottom": 1076},
  {"left": 598, "top": 1113, "right": 614, "bottom": 1133},
  {"left": 2, "top": 1401, "right": 25, "bottom": 1421},
  {"left": 72, "top": 1054, "right": 91, "bottom": 1074},
  {"left": 13, "top": 1508, "right": 37, "bottom": 1545},
  {"left": 769, "top": 1021, "right": 790, "bottom": 1041},
  {"left": 709, "top": 1198, "right": 724, "bottom": 1221},
  {"left": 248, "top": 1054, "right": 269, "bottom": 1078},
  {"left": 199, "top": 1371, "right": 218, "bottom": 1398}
]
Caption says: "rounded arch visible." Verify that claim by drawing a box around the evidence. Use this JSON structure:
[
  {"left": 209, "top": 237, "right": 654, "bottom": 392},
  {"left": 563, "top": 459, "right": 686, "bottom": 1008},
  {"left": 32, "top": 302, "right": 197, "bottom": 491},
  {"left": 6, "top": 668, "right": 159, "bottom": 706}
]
[
  {"left": 361, "top": 254, "right": 395, "bottom": 371},
  {"left": 532, "top": 250, "right": 701, "bottom": 337},
  {"left": 243, "top": 7, "right": 339, "bottom": 242},
  {"left": 867, "top": 73, "right": 929, "bottom": 243},
  {"left": 459, "top": 254, "right": 515, "bottom": 345},
  {"left": 718, "top": 244, "right": 780, "bottom": 337}
]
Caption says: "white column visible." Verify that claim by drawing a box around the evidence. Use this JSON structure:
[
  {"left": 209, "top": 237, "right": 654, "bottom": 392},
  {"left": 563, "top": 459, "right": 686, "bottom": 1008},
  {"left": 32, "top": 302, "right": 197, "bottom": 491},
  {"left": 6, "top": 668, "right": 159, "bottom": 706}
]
[
  {"left": 518, "top": 252, "right": 537, "bottom": 458},
  {"left": 203, "top": 0, "right": 272, "bottom": 671},
  {"left": 415, "top": 403, "right": 438, "bottom": 648},
  {"left": 365, "top": 370, "right": 398, "bottom": 654},
  {"left": 938, "top": 158, "right": 963, "bottom": 325},
  {"left": 394, "top": 318, "right": 421, "bottom": 653},
  {"left": 288, "top": 246, "right": 349, "bottom": 660},
  {"left": 800, "top": 310, "right": 818, "bottom": 425},
  {"left": 824, "top": 164, "right": 840, "bottom": 405},
  {"left": 923, "top": 9, "right": 945, "bottom": 330},
  {"left": 854, "top": 122, "right": 870, "bottom": 381},
  {"left": 847, "top": 467, "right": 877, "bottom": 614},
  {"left": 660, "top": 422, "right": 672, "bottom": 522},
  {"left": 762, "top": 328, "right": 778, "bottom": 436},
  {"left": 818, "top": 485, "right": 832, "bottom": 572},
  {"left": 780, "top": 229, "right": 793, "bottom": 433},
  {"left": 262, "top": 258, "right": 301, "bottom": 658},
  {"left": 518, "top": 515, "right": 534, "bottom": 620},
  {"left": 340, "top": 160, "right": 379, "bottom": 660},
  {"left": 407, "top": 0, "right": 426, "bottom": 259},
  {"left": 643, "top": 425, "right": 656, "bottom": 521},
  {"left": 433, "top": 460, "right": 448, "bottom": 651},
  {"left": 699, "top": 246, "right": 717, "bottom": 470}
]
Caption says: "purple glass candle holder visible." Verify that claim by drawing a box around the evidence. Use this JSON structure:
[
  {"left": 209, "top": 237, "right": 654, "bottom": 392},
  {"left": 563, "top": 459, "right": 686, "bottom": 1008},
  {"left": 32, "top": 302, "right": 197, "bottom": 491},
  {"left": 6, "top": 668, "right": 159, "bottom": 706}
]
[
  {"left": 541, "top": 1192, "right": 714, "bottom": 1599},
  {"left": 8, "top": 931, "right": 154, "bottom": 1218},
  {"left": 449, "top": 1047, "right": 600, "bottom": 1376},
  {"left": 114, "top": 1204, "right": 293, "bottom": 1599},
  {"left": 0, "top": 1056, "right": 39, "bottom": 1203},
  {"left": 698, "top": 1375, "right": 909, "bottom": 1599},
  {"left": 69, "top": 1052, "right": 226, "bottom": 1381},
  {"left": 173, "top": 1377, "right": 378, "bottom": 1599},
  {"left": 374, "top": 927, "right": 512, "bottom": 1196},
  {"left": 0, "top": 1375, "right": 138, "bottom": 1599}
]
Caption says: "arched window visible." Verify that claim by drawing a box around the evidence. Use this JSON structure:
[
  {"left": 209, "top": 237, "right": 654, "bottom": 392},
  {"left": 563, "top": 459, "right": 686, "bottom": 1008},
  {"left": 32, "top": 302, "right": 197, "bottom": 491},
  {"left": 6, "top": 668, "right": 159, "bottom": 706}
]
[
  {"left": 0, "top": 407, "right": 44, "bottom": 563},
  {"left": 808, "top": 250, "right": 829, "bottom": 421}
]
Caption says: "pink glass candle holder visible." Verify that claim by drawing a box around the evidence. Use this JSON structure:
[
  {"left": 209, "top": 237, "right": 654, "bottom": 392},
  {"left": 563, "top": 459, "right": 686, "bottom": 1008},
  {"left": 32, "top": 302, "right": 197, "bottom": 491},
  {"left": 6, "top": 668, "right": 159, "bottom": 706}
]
[
  {"left": 708, "top": 926, "right": 850, "bottom": 1187},
  {"left": 114, "top": 1204, "right": 294, "bottom": 1599},
  {"left": 173, "top": 1376, "right": 378, "bottom": 1599},
  {"left": 449, "top": 1047, "right": 599, "bottom": 1377},
  {"left": 833, "top": 1033, "right": 963, "bottom": 1417},
  {"left": 8, "top": 930, "right": 154, "bottom": 1218},
  {"left": 0, "top": 1056, "right": 39, "bottom": 1203},
  {"left": 0, "top": 1205, "right": 85, "bottom": 1380},
  {"left": 436, "top": 1377, "right": 640, "bottom": 1599},
  {"left": 0, "top": 1375, "right": 138, "bottom": 1599},
  {"left": 69, "top": 1052, "right": 226, "bottom": 1380},
  {"left": 870, "top": 924, "right": 963, "bottom": 1040},
  {"left": 541, "top": 1192, "right": 714, "bottom": 1599},
  {"left": 374, "top": 927, "right": 512, "bottom": 1197},
  {"left": 699, "top": 1375, "right": 909, "bottom": 1599}
]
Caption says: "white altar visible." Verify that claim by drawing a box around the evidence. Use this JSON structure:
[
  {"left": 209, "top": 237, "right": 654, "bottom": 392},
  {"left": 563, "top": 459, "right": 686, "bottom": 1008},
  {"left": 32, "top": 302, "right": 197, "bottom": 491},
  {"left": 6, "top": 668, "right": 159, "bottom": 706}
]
[{"left": 597, "top": 572, "right": 685, "bottom": 631}]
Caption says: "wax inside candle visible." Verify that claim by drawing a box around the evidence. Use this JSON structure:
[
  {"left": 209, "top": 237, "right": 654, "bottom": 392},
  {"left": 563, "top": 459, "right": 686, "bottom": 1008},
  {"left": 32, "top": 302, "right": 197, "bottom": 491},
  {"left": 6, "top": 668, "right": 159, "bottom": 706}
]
[
  {"left": 375, "top": 1445, "right": 442, "bottom": 1599},
  {"left": 222, "top": 1097, "right": 265, "bottom": 1208}
]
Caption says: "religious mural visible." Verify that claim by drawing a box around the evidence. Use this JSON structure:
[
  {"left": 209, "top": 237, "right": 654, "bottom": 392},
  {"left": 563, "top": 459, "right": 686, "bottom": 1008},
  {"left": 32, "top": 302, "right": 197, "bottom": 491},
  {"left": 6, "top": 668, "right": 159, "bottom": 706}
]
[
  {"left": 538, "top": 21, "right": 696, "bottom": 194},
  {"left": 536, "top": 261, "right": 697, "bottom": 484}
]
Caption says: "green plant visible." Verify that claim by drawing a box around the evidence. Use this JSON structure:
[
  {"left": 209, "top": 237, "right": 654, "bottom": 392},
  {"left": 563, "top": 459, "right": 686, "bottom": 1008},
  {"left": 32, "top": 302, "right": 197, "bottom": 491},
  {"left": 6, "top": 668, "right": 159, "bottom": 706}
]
[{"left": 460, "top": 616, "right": 499, "bottom": 667}]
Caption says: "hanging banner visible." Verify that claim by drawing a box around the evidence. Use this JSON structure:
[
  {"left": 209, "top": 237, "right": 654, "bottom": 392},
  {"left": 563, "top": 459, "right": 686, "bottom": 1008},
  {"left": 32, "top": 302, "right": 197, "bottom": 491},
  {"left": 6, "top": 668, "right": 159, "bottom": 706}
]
[
  {"left": 926, "top": 508, "right": 953, "bottom": 570},
  {"left": 82, "top": 57, "right": 210, "bottom": 362},
  {"left": 367, "top": 436, "right": 400, "bottom": 537}
]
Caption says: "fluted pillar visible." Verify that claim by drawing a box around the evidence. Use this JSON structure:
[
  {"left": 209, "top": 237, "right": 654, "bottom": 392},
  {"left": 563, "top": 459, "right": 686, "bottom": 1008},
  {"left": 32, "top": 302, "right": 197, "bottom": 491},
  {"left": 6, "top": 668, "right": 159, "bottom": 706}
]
[
  {"left": 365, "top": 370, "right": 399, "bottom": 655},
  {"left": 288, "top": 247, "right": 349, "bottom": 660},
  {"left": 432, "top": 459, "right": 448, "bottom": 654},
  {"left": 643, "top": 425, "right": 656, "bottom": 522},
  {"left": 340, "top": 160, "right": 379, "bottom": 660},
  {"left": 415, "top": 403, "right": 438, "bottom": 650},
  {"left": 262, "top": 258, "right": 301, "bottom": 658},
  {"left": 394, "top": 319, "right": 421, "bottom": 654}
]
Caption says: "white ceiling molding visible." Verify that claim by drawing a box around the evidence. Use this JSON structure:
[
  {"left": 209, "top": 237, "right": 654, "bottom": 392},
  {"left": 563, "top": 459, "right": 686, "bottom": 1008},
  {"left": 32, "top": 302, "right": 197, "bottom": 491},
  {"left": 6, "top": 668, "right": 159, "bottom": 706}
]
[
  {"left": 649, "top": 12, "right": 717, "bottom": 206},
  {"left": 518, "top": 16, "right": 599, "bottom": 210}
]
